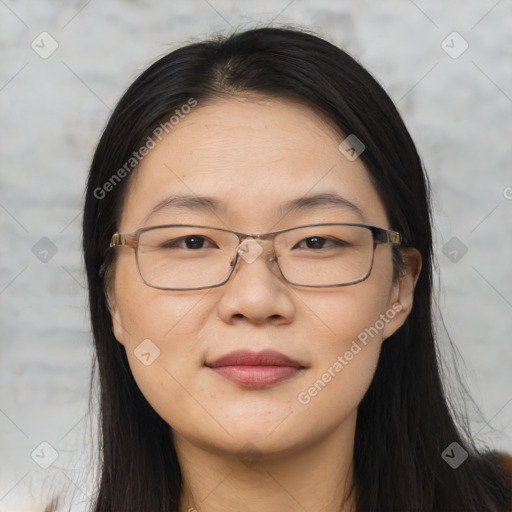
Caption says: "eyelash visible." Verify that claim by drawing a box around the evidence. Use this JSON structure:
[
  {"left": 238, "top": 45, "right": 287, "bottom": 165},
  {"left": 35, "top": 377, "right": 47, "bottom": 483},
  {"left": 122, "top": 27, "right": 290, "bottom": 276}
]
[{"left": 161, "top": 235, "right": 347, "bottom": 250}]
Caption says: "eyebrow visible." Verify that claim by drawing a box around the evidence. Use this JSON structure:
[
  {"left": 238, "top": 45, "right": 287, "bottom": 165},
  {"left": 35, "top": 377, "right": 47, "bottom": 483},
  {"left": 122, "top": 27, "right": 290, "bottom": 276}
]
[
  {"left": 144, "top": 192, "right": 364, "bottom": 223},
  {"left": 144, "top": 195, "right": 223, "bottom": 224},
  {"left": 281, "top": 192, "right": 364, "bottom": 219}
]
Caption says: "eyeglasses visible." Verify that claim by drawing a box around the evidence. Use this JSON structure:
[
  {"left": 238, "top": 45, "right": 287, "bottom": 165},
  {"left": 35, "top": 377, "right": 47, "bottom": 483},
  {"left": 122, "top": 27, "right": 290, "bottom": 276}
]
[{"left": 108, "top": 223, "right": 401, "bottom": 290}]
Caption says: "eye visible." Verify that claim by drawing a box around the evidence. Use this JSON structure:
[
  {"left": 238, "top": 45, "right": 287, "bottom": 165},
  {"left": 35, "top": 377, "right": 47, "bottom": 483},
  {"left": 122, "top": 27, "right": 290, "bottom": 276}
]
[
  {"left": 294, "top": 236, "right": 344, "bottom": 250},
  {"left": 161, "top": 236, "right": 217, "bottom": 250}
]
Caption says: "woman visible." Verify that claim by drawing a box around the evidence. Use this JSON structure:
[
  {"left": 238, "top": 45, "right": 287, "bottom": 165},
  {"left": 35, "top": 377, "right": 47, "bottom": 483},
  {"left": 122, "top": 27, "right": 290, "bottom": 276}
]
[{"left": 81, "top": 26, "right": 512, "bottom": 511}]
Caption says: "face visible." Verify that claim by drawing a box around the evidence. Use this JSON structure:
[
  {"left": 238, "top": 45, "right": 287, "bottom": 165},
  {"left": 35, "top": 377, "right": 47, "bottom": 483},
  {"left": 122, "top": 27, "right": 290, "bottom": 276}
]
[{"left": 108, "top": 97, "right": 419, "bottom": 459}]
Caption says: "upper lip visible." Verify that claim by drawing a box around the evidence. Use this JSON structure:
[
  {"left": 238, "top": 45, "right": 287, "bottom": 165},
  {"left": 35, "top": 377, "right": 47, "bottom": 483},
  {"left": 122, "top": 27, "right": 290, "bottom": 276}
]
[{"left": 205, "top": 350, "right": 304, "bottom": 368}]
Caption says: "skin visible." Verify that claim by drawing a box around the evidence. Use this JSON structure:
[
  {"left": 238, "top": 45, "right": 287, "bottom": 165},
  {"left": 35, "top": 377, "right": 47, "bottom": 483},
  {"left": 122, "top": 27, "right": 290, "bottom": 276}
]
[{"left": 108, "top": 96, "right": 421, "bottom": 512}]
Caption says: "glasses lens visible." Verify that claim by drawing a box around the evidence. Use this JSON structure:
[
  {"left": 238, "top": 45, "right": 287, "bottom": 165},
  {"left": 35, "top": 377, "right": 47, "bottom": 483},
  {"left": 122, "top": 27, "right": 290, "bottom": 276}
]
[
  {"left": 135, "top": 224, "right": 376, "bottom": 289},
  {"left": 276, "top": 225, "right": 374, "bottom": 286},
  {"left": 137, "top": 226, "right": 238, "bottom": 289}
]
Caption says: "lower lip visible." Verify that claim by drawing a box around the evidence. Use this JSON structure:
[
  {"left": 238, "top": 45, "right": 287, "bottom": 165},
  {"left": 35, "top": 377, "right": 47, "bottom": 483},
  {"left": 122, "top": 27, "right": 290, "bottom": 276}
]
[{"left": 209, "top": 365, "right": 302, "bottom": 388}]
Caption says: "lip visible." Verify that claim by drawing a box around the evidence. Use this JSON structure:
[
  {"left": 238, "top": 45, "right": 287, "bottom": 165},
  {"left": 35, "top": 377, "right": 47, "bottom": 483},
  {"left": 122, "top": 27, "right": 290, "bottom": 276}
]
[{"left": 205, "top": 350, "right": 305, "bottom": 388}]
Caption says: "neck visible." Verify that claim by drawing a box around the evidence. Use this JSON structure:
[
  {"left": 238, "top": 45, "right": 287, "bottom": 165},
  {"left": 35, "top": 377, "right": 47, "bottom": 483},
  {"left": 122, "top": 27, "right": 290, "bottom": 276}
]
[{"left": 174, "top": 411, "right": 357, "bottom": 512}]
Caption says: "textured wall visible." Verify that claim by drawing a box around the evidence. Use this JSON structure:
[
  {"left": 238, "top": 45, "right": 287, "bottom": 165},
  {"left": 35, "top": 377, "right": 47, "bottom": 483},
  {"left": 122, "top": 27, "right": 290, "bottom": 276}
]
[{"left": 1, "top": 0, "right": 511, "bottom": 509}]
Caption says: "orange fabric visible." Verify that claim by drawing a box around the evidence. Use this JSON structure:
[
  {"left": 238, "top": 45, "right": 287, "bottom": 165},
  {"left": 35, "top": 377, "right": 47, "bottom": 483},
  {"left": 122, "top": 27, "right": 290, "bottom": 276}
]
[
  {"left": 501, "top": 451, "right": 512, "bottom": 476},
  {"left": 499, "top": 452, "right": 512, "bottom": 510}
]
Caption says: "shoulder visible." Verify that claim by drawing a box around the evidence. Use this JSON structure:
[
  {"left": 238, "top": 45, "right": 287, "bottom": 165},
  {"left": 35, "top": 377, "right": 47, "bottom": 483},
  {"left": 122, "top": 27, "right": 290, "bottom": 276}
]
[
  {"left": 497, "top": 452, "right": 512, "bottom": 509},
  {"left": 498, "top": 451, "right": 512, "bottom": 480}
]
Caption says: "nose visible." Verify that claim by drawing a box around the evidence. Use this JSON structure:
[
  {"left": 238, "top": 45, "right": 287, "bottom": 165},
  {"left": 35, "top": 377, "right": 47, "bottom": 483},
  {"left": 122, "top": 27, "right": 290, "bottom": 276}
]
[{"left": 217, "top": 238, "right": 295, "bottom": 326}]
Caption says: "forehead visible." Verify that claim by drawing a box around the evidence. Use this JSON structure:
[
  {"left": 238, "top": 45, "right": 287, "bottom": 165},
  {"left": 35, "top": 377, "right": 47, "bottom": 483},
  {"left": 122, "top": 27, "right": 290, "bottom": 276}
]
[{"left": 119, "top": 97, "right": 388, "bottom": 231}]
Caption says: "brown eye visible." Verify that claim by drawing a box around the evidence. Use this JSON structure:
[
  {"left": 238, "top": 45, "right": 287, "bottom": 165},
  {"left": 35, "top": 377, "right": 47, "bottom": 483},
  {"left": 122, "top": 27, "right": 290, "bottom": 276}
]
[
  {"left": 294, "top": 237, "right": 346, "bottom": 250},
  {"left": 162, "top": 236, "right": 216, "bottom": 249}
]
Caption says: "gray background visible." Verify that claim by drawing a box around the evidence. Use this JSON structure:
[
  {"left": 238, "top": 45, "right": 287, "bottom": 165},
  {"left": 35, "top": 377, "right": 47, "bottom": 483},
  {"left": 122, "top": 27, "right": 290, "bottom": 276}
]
[{"left": 1, "top": 0, "right": 511, "bottom": 509}]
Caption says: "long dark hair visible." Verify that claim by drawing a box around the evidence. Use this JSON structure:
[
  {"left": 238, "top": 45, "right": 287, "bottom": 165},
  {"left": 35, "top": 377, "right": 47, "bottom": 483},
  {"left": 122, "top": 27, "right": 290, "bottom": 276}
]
[{"left": 82, "top": 26, "right": 511, "bottom": 511}]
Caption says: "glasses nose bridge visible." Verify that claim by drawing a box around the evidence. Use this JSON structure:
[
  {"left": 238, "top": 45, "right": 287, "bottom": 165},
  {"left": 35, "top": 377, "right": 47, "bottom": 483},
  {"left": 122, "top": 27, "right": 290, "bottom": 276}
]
[
  {"left": 233, "top": 231, "right": 280, "bottom": 264},
  {"left": 236, "top": 229, "right": 277, "bottom": 241}
]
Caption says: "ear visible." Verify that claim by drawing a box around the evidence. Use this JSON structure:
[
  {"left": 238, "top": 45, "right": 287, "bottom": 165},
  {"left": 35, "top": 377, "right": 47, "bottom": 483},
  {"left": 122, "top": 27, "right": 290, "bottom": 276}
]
[
  {"left": 106, "top": 284, "right": 127, "bottom": 346},
  {"left": 382, "top": 248, "right": 422, "bottom": 339}
]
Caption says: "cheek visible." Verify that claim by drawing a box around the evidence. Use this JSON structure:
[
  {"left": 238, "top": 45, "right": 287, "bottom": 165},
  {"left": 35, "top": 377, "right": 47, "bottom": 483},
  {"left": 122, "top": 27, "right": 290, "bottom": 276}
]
[
  {"left": 291, "top": 260, "right": 395, "bottom": 418},
  {"left": 116, "top": 289, "right": 216, "bottom": 437},
  {"left": 114, "top": 252, "right": 211, "bottom": 343},
  {"left": 112, "top": 256, "right": 215, "bottom": 420},
  {"left": 292, "top": 288, "right": 389, "bottom": 413}
]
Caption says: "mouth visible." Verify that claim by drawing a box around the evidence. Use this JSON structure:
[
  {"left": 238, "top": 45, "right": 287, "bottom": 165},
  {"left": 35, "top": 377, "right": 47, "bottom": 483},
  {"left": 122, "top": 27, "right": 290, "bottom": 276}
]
[{"left": 205, "top": 350, "right": 306, "bottom": 388}]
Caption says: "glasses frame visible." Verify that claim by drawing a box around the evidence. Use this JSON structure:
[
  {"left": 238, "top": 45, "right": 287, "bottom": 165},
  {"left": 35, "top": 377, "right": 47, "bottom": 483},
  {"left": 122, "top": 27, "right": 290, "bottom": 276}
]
[{"left": 108, "top": 223, "right": 402, "bottom": 290}]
